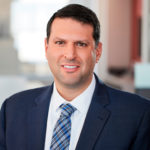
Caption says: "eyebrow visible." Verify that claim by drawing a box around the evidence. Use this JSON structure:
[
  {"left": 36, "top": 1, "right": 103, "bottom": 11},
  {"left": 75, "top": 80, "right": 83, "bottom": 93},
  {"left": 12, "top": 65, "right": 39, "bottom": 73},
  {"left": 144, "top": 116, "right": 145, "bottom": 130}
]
[
  {"left": 75, "top": 40, "right": 90, "bottom": 45},
  {"left": 53, "top": 37, "right": 90, "bottom": 43},
  {"left": 53, "top": 37, "right": 64, "bottom": 40}
]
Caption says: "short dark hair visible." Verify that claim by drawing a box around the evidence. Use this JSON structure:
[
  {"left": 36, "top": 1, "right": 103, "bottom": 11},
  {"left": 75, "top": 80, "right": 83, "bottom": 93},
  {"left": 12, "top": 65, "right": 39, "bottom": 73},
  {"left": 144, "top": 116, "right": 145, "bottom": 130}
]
[{"left": 46, "top": 4, "right": 100, "bottom": 46}]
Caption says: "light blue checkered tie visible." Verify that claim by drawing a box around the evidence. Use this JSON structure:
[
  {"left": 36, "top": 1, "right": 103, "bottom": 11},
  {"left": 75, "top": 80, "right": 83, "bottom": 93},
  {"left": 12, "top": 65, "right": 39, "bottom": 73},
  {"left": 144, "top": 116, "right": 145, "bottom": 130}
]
[{"left": 50, "top": 103, "right": 76, "bottom": 150}]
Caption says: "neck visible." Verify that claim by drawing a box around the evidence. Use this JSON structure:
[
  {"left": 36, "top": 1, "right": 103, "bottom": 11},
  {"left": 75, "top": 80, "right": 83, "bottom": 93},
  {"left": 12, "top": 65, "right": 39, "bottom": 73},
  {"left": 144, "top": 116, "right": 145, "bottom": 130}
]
[{"left": 55, "top": 77, "right": 93, "bottom": 101}]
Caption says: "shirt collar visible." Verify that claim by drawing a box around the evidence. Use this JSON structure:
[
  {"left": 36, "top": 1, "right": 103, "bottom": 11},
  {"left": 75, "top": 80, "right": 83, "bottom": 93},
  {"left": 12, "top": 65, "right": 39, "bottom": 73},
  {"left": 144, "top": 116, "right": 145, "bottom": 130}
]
[{"left": 51, "top": 75, "right": 96, "bottom": 114}]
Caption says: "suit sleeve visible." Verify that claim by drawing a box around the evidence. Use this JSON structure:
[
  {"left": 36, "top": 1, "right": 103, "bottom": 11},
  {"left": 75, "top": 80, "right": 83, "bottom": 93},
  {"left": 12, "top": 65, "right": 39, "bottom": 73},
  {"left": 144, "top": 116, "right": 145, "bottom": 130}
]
[
  {"left": 131, "top": 108, "right": 150, "bottom": 150},
  {"left": 0, "top": 100, "right": 7, "bottom": 150}
]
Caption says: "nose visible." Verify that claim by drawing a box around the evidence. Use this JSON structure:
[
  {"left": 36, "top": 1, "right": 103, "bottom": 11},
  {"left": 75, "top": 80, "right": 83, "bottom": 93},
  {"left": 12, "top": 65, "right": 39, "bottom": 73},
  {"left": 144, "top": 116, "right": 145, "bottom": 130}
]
[{"left": 64, "top": 43, "right": 76, "bottom": 60}]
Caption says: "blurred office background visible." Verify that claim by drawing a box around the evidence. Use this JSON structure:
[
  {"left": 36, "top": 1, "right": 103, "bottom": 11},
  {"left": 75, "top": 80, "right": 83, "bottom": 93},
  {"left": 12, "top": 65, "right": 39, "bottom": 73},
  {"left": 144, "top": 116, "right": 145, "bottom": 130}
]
[{"left": 0, "top": 0, "right": 150, "bottom": 106}]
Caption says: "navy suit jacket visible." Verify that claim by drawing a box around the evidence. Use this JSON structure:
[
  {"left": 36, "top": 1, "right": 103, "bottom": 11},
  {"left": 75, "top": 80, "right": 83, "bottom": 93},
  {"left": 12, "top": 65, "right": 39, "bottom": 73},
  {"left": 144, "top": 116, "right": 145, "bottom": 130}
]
[{"left": 1, "top": 75, "right": 150, "bottom": 150}]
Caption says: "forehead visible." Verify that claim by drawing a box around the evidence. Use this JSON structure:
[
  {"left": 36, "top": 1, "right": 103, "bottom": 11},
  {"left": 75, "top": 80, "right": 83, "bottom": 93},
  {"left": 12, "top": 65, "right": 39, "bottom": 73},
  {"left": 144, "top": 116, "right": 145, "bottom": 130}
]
[{"left": 50, "top": 18, "right": 94, "bottom": 39}]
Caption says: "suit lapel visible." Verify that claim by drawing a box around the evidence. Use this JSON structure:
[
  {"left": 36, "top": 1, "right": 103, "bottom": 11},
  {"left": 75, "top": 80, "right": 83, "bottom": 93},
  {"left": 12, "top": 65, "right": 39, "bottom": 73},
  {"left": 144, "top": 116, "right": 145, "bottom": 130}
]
[
  {"left": 76, "top": 77, "right": 110, "bottom": 150},
  {"left": 27, "top": 85, "right": 53, "bottom": 150}
]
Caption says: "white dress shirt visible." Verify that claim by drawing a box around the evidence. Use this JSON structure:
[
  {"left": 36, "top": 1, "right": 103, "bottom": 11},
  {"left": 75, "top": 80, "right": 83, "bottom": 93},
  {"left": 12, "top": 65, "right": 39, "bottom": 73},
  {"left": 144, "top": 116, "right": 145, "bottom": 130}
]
[{"left": 44, "top": 75, "right": 96, "bottom": 150}]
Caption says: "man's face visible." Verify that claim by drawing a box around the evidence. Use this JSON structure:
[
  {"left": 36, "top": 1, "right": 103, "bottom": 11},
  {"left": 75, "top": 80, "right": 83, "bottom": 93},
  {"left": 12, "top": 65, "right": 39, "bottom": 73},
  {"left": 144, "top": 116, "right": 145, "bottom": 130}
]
[{"left": 45, "top": 18, "right": 102, "bottom": 89}]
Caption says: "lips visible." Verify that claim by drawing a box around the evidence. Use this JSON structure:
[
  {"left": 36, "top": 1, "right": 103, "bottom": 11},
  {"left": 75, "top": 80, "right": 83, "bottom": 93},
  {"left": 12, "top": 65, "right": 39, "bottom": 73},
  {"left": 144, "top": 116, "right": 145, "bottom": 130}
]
[{"left": 62, "top": 64, "right": 80, "bottom": 72}]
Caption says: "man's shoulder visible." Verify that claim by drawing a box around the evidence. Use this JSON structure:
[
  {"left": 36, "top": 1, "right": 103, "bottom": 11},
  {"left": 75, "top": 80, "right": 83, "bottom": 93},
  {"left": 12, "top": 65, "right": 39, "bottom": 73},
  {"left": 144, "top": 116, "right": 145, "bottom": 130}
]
[
  {"left": 3, "top": 85, "right": 52, "bottom": 109},
  {"left": 105, "top": 84, "right": 150, "bottom": 110},
  {"left": 94, "top": 74, "right": 150, "bottom": 109},
  {"left": 8, "top": 85, "right": 50, "bottom": 98}
]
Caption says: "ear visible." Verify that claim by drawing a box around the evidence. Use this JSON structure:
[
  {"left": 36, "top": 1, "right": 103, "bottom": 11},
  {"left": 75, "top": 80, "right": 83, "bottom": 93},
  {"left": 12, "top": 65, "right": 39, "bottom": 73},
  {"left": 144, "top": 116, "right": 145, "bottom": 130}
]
[
  {"left": 95, "top": 42, "right": 102, "bottom": 63},
  {"left": 45, "top": 38, "right": 48, "bottom": 59}
]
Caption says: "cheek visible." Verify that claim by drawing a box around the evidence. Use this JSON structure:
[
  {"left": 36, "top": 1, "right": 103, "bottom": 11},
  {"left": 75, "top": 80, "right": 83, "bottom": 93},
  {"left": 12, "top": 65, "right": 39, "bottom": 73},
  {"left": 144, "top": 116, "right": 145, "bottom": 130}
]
[
  {"left": 46, "top": 48, "right": 63, "bottom": 66},
  {"left": 79, "top": 50, "right": 96, "bottom": 61},
  {"left": 46, "top": 51, "right": 52, "bottom": 62},
  {"left": 47, "top": 52, "right": 58, "bottom": 73},
  {"left": 86, "top": 51, "right": 97, "bottom": 63},
  {"left": 91, "top": 50, "right": 97, "bottom": 63},
  {"left": 79, "top": 52, "right": 96, "bottom": 70},
  {"left": 46, "top": 46, "right": 56, "bottom": 60},
  {"left": 46, "top": 49, "right": 56, "bottom": 68}
]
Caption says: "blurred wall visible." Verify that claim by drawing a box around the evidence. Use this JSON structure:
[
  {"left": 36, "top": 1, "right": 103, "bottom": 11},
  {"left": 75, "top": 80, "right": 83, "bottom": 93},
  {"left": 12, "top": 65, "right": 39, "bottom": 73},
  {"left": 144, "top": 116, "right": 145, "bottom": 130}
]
[
  {"left": 142, "top": 0, "right": 150, "bottom": 62},
  {"left": 108, "top": 0, "right": 131, "bottom": 69},
  {"left": 0, "top": 0, "right": 20, "bottom": 75}
]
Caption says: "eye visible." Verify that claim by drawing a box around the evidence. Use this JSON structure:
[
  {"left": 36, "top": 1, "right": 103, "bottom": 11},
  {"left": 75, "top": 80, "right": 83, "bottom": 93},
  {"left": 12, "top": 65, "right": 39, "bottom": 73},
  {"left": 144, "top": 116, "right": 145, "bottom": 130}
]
[
  {"left": 76, "top": 42, "right": 88, "bottom": 47},
  {"left": 55, "top": 41, "right": 65, "bottom": 45}
]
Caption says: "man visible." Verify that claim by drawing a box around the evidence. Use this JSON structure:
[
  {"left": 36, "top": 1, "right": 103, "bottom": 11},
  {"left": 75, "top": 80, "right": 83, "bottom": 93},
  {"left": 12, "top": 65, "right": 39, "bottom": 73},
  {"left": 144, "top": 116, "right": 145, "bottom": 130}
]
[{"left": 0, "top": 4, "right": 150, "bottom": 150}]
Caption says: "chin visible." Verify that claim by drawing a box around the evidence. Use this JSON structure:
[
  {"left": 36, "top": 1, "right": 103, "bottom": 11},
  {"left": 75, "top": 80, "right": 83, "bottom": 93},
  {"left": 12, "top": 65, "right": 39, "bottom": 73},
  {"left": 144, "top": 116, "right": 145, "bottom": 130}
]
[{"left": 60, "top": 79, "right": 81, "bottom": 88}]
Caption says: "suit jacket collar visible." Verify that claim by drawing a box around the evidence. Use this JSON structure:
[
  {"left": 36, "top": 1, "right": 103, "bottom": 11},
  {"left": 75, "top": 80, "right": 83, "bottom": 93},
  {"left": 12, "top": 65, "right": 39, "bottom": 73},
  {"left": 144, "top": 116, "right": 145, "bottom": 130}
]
[
  {"left": 75, "top": 75, "right": 110, "bottom": 150},
  {"left": 27, "top": 85, "right": 53, "bottom": 150},
  {"left": 34, "top": 85, "right": 53, "bottom": 105}
]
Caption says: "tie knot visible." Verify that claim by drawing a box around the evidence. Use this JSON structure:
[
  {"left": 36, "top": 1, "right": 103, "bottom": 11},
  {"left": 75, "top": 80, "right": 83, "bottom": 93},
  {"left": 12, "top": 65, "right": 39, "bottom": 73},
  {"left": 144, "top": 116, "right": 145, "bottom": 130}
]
[{"left": 60, "top": 103, "right": 76, "bottom": 117}]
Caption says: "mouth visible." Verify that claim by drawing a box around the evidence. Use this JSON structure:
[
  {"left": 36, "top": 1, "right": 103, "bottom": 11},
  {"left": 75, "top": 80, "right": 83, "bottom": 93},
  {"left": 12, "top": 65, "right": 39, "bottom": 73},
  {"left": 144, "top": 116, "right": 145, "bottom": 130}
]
[
  {"left": 64, "top": 65, "right": 78, "bottom": 69},
  {"left": 62, "top": 65, "right": 80, "bottom": 72}
]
